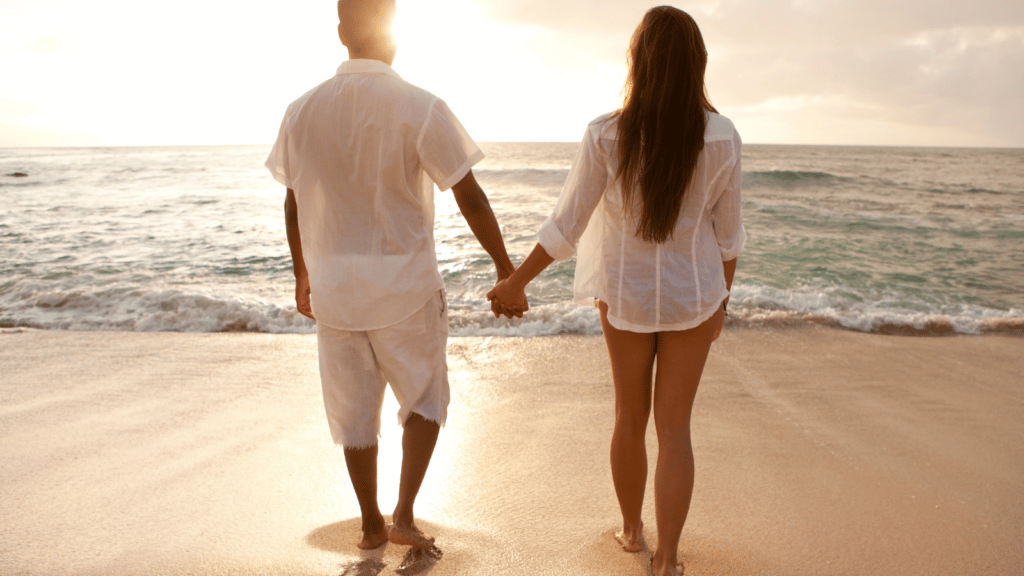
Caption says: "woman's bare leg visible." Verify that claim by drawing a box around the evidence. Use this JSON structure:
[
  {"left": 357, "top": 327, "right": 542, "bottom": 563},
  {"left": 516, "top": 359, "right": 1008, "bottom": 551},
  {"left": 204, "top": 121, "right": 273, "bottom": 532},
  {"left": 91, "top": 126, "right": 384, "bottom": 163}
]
[
  {"left": 600, "top": 302, "right": 655, "bottom": 552},
  {"left": 649, "top": 311, "right": 719, "bottom": 575}
]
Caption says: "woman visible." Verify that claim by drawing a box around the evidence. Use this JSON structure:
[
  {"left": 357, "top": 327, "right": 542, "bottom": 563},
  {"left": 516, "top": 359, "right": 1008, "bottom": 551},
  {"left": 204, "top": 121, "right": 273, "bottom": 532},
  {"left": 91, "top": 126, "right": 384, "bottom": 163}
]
[{"left": 488, "top": 6, "right": 744, "bottom": 575}]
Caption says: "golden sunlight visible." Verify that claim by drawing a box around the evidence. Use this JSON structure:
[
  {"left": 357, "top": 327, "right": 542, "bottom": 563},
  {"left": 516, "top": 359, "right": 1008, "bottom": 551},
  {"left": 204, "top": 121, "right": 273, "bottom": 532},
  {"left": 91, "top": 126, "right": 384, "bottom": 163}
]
[{"left": 390, "top": 0, "right": 621, "bottom": 142}]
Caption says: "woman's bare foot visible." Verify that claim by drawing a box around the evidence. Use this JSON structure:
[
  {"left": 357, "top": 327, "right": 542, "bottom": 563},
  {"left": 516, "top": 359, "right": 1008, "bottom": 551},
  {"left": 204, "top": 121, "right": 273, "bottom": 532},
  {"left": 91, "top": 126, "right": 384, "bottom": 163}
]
[
  {"left": 614, "top": 521, "right": 645, "bottom": 552},
  {"left": 389, "top": 524, "right": 435, "bottom": 550}
]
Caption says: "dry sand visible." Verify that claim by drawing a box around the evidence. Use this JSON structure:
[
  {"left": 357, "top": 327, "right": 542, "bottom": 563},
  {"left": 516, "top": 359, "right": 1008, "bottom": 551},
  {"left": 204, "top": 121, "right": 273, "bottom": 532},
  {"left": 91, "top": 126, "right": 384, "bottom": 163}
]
[{"left": 1, "top": 327, "right": 1022, "bottom": 575}]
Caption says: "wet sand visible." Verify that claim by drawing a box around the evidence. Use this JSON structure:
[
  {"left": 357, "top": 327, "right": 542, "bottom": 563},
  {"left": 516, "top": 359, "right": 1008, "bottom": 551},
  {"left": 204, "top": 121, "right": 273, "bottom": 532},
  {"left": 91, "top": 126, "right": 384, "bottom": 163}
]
[{"left": 1, "top": 327, "right": 1022, "bottom": 575}]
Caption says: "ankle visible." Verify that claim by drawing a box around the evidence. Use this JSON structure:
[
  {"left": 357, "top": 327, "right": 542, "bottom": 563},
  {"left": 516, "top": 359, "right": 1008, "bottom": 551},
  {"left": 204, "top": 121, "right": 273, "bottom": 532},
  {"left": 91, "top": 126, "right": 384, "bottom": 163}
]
[
  {"left": 652, "top": 552, "right": 680, "bottom": 575},
  {"left": 391, "top": 508, "right": 414, "bottom": 529},
  {"left": 362, "top": 512, "right": 385, "bottom": 531},
  {"left": 621, "top": 519, "right": 642, "bottom": 534}
]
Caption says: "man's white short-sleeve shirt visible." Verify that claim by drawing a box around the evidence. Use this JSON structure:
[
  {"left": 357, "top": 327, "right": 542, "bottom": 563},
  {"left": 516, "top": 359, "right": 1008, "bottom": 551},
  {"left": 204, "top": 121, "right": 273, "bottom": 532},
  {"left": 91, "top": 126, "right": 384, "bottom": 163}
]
[
  {"left": 538, "top": 111, "right": 746, "bottom": 332},
  {"left": 267, "top": 59, "right": 483, "bottom": 330}
]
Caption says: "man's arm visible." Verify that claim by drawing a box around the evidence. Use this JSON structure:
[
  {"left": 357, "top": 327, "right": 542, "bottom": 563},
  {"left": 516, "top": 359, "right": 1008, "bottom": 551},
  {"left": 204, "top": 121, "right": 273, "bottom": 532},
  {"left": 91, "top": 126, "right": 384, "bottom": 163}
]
[
  {"left": 285, "top": 188, "right": 315, "bottom": 320},
  {"left": 449, "top": 170, "right": 518, "bottom": 316}
]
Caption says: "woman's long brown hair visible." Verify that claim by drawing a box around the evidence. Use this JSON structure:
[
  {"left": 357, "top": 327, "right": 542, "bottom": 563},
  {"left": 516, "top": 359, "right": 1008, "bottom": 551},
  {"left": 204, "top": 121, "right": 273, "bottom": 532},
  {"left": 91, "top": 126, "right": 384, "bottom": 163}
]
[{"left": 615, "top": 6, "right": 717, "bottom": 243}]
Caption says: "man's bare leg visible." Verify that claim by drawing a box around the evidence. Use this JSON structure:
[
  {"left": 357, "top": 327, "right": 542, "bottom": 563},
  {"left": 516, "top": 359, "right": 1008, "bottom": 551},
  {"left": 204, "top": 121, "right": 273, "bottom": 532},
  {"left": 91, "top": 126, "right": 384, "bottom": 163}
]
[
  {"left": 344, "top": 444, "right": 389, "bottom": 549},
  {"left": 389, "top": 413, "right": 440, "bottom": 549}
]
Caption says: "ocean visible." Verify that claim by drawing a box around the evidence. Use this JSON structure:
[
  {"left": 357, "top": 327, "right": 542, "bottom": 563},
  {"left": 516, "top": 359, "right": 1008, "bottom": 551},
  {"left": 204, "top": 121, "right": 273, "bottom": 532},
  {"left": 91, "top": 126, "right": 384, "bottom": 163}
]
[{"left": 1, "top": 144, "right": 1021, "bottom": 336}]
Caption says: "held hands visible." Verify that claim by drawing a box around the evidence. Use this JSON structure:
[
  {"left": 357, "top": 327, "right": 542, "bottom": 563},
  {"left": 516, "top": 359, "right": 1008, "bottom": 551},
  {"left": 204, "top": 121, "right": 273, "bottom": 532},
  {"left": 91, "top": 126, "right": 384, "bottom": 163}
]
[
  {"left": 487, "top": 278, "right": 529, "bottom": 319},
  {"left": 487, "top": 244, "right": 552, "bottom": 320}
]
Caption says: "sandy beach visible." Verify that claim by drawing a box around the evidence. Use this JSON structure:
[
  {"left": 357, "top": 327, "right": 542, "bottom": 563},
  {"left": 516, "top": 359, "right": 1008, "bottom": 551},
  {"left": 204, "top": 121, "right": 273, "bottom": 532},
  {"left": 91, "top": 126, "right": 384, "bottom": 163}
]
[{"left": 2, "top": 327, "right": 1022, "bottom": 575}]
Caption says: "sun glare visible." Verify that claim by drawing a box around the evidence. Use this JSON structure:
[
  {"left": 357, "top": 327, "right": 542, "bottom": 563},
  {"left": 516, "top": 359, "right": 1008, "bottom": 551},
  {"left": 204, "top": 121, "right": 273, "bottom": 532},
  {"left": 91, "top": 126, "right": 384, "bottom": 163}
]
[
  {"left": 391, "top": 0, "right": 535, "bottom": 97},
  {"left": 390, "top": 0, "right": 621, "bottom": 142},
  {"left": 393, "top": 0, "right": 489, "bottom": 58}
]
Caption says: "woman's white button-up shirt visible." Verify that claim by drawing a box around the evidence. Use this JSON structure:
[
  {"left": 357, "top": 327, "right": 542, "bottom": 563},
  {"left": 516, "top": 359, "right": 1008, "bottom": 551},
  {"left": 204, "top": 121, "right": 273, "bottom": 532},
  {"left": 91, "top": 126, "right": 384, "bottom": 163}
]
[{"left": 538, "top": 111, "right": 746, "bottom": 332}]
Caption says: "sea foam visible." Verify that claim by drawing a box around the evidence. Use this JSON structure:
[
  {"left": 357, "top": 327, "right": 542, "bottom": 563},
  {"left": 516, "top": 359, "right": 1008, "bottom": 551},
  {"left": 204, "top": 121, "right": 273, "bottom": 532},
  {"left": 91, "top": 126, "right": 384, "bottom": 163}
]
[{"left": 4, "top": 278, "right": 1020, "bottom": 336}]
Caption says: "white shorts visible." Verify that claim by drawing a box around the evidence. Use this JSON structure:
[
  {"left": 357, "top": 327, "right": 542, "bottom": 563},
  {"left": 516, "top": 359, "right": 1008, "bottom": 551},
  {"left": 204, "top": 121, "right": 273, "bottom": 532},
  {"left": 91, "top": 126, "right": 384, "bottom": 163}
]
[{"left": 316, "top": 290, "right": 450, "bottom": 448}]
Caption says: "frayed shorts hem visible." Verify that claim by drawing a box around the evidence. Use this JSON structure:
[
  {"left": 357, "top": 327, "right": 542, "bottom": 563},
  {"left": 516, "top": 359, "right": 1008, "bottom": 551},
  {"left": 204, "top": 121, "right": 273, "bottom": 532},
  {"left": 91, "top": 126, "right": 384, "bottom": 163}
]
[{"left": 317, "top": 290, "right": 450, "bottom": 448}]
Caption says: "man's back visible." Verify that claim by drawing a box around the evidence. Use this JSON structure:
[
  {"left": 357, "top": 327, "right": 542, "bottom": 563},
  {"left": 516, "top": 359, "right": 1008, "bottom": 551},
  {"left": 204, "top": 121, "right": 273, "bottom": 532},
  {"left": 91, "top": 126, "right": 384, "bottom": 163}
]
[{"left": 267, "top": 59, "right": 482, "bottom": 330}]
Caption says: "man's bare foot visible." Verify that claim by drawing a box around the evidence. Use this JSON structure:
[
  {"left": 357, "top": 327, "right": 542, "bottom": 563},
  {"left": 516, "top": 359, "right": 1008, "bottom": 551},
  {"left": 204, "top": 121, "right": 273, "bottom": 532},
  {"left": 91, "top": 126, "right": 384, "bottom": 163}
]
[
  {"left": 389, "top": 524, "right": 435, "bottom": 550},
  {"left": 614, "top": 521, "right": 645, "bottom": 552},
  {"left": 357, "top": 527, "right": 389, "bottom": 550},
  {"left": 357, "top": 520, "right": 389, "bottom": 550},
  {"left": 652, "top": 555, "right": 682, "bottom": 576}
]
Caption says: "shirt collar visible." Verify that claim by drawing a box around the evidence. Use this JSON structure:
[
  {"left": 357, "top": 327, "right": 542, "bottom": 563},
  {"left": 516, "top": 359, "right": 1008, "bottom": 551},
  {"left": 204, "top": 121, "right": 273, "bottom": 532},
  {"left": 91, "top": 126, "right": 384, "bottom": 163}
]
[{"left": 336, "top": 59, "right": 402, "bottom": 80}]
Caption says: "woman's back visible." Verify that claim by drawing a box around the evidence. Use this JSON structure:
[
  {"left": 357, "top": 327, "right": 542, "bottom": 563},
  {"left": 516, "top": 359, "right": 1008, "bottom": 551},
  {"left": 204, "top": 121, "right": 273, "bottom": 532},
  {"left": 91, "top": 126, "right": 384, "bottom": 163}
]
[{"left": 537, "top": 111, "right": 745, "bottom": 332}]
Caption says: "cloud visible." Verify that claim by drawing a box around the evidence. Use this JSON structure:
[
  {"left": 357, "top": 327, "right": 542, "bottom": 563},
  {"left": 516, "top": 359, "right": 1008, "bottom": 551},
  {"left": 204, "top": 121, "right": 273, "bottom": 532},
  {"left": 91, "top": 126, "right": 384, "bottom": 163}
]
[
  {"left": 468, "top": 0, "right": 1024, "bottom": 145},
  {"left": 473, "top": 0, "right": 1022, "bottom": 44},
  {"left": 712, "top": 20, "right": 1024, "bottom": 144}
]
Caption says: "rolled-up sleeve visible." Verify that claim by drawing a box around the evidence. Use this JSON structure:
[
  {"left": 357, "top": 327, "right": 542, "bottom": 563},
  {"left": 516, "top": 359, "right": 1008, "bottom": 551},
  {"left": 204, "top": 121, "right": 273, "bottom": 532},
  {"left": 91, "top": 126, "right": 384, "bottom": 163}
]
[
  {"left": 711, "top": 131, "right": 746, "bottom": 260},
  {"left": 538, "top": 124, "right": 609, "bottom": 261},
  {"left": 418, "top": 99, "right": 484, "bottom": 191}
]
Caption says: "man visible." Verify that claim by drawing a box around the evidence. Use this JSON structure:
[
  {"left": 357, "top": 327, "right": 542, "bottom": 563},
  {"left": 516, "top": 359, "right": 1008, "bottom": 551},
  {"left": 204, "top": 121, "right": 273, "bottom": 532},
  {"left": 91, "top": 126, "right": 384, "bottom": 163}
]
[{"left": 266, "top": 0, "right": 516, "bottom": 552}]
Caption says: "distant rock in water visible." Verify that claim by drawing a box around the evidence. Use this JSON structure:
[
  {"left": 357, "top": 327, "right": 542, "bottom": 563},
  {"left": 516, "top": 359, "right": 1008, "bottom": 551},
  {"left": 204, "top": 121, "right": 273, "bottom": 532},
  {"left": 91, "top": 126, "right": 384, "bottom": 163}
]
[{"left": 5, "top": 172, "right": 29, "bottom": 177}]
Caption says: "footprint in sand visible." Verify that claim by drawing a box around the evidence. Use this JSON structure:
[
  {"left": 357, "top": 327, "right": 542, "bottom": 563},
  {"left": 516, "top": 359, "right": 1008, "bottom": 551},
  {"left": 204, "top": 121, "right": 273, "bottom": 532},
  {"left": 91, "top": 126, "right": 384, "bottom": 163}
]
[
  {"left": 396, "top": 545, "right": 443, "bottom": 576},
  {"left": 338, "top": 558, "right": 386, "bottom": 576}
]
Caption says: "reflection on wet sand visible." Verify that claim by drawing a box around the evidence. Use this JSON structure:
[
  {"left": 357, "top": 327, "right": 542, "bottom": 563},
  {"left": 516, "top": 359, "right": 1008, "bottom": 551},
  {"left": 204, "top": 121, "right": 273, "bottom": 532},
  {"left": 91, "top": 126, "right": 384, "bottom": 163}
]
[
  {"left": 339, "top": 557, "right": 386, "bottom": 576},
  {"left": 332, "top": 542, "right": 441, "bottom": 576}
]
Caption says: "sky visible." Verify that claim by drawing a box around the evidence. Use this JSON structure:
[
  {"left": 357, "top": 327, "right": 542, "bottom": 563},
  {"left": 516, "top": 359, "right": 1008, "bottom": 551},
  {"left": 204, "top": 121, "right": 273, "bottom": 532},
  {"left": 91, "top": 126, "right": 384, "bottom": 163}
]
[{"left": 0, "top": 0, "right": 1021, "bottom": 148}]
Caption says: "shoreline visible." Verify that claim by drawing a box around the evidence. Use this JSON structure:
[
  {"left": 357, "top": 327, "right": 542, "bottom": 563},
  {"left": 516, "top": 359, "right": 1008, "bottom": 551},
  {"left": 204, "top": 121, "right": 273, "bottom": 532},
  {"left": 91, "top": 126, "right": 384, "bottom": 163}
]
[
  {"left": 2, "top": 327, "right": 1022, "bottom": 575},
  {"left": 5, "top": 311, "right": 1024, "bottom": 337}
]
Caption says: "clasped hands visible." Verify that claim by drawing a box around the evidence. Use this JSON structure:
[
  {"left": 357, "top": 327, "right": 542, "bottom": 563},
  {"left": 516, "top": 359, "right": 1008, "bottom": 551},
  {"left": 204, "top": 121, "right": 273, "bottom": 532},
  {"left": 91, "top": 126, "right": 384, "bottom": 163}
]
[{"left": 487, "top": 278, "right": 529, "bottom": 319}]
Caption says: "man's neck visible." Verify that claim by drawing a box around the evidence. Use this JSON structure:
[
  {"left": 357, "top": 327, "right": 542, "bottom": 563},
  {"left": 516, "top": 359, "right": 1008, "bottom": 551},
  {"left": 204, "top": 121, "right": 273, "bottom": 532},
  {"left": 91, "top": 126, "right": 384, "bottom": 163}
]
[{"left": 346, "top": 46, "right": 394, "bottom": 65}]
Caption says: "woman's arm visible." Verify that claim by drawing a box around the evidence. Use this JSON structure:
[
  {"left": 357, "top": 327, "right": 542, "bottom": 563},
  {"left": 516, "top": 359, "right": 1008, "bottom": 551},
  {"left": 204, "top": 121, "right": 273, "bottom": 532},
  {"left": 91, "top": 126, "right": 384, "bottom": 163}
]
[
  {"left": 711, "top": 258, "right": 737, "bottom": 341},
  {"left": 487, "top": 119, "right": 609, "bottom": 317},
  {"left": 722, "top": 258, "right": 737, "bottom": 310}
]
